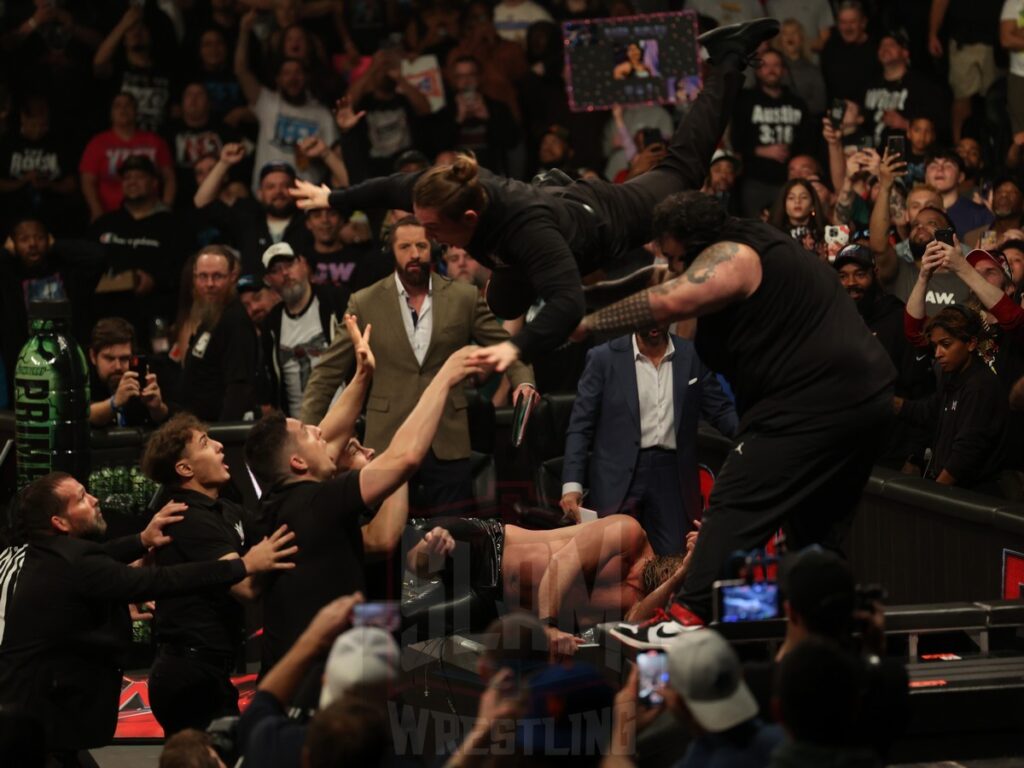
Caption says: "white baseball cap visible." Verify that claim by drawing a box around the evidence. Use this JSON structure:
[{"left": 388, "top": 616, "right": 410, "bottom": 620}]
[
  {"left": 319, "top": 627, "right": 400, "bottom": 708},
  {"left": 261, "top": 241, "right": 296, "bottom": 271},
  {"left": 666, "top": 628, "right": 759, "bottom": 732}
]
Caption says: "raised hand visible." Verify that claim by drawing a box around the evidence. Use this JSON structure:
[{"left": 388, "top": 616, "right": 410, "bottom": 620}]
[
  {"left": 219, "top": 142, "right": 247, "bottom": 167},
  {"left": 289, "top": 178, "right": 332, "bottom": 210},
  {"left": 344, "top": 314, "right": 375, "bottom": 377},
  {"left": 302, "top": 592, "right": 364, "bottom": 652},
  {"left": 334, "top": 97, "right": 366, "bottom": 132}
]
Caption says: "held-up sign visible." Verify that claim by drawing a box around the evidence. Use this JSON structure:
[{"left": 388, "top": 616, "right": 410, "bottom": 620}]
[{"left": 564, "top": 11, "right": 701, "bottom": 112}]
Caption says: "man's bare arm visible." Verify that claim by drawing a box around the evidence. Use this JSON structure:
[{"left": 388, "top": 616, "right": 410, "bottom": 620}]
[
  {"left": 361, "top": 483, "right": 408, "bottom": 555},
  {"left": 578, "top": 242, "right": 761, "bottom": 339}
]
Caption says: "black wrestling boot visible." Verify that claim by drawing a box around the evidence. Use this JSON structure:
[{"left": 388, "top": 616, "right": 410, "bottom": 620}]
[{"left": 698, "top": 17, "right": 781, "bottom": 68}]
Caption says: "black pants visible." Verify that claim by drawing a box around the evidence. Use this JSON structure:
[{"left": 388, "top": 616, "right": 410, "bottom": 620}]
[
  {"left": 619, "top": 448, "right": 690, "bottom": 555},
  {"left": 675, "top": 393, "right": 894, "bottom": 620},
  {"left": 410, "top": 451, "right": 474, "bottom": 517},
  {"left": 487, "top": 59, "right": 745, "bottom": 315},
  {"left": 148, "top": 648, "right": 239, "bottom": 737}
]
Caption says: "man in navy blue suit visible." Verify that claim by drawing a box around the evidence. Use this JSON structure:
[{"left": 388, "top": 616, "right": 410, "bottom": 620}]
[{"left": 560, "top": 325, "right": 738, "bottom": 555}]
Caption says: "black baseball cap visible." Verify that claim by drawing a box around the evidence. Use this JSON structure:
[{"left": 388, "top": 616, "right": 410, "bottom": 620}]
[
  {"left": 833, "top": 244, "right": 874, "bottom": 270},
  {"left": 236, "top": 274, "right": 262, "bottom": 295},
  {"left": 118, "top": 154, "right": 159, "bottom": 177},
  {"left": 259, "top": 161, "right": 297, "bottom": 182},
  {"left": 879, "top": 30, "right": 910, "bottom": 50}
]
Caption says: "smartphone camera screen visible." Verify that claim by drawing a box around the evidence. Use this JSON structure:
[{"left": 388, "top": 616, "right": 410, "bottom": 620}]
[
  {"left": 637, "top": 650, "right": 669, "bottom": 707},
  {"left": 719, "top": 582, "right": 780, "bottom": 623}
]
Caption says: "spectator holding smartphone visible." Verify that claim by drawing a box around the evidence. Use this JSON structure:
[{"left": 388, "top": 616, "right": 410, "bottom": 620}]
[{"left": 88, "top": 317, "right": 170, "bottom": 427}]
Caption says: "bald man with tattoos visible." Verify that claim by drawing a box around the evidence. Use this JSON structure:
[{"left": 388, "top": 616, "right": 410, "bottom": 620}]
[{"left": 573, "top": 191, "right": 896, "bottom": 648}]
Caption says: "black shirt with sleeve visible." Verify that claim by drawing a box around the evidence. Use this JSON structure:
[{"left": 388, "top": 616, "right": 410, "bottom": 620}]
[
  {"left": 182, "top": 297, "right": 259, "bottom": 421},
  {"left": 900, "top": 357, "right": 1011, "bottom": 488},
  {"left": 730, "top": 86, "right": 814, "bottom": 186},
  {"left": 257, "top": 470, "right": 369, "bottom": 671},
  {"left": 198, "top": 197, "right": 314, "bottom": 277},
  {"left": 694, "top": 219, "right": 896, "bottom": 430},
  {"left": 325, "top": 171, "right": 602, "bottom": 361},
  {"left": 152, "top": 489, "right": 250, "bottom": 655},
  {"left": 0, "top": 533, "right": 245, "bottom": 751}
]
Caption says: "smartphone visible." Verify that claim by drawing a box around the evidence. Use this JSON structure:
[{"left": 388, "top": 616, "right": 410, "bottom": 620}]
[
  {"left": 828, "top": 98, "right": 846, "bottom": 127},
  {"left": 857, "top": 136, "right": 874, "bottom": 152},
  {"left": 638, "top": 127, "right": 664, "bottom": 150},
  {"left": 824, "top": 225, "right": 849, "bottom": 246},
  {"left": 713, "top": 579, "right": 780, "bottom": 623},
  {"left": 886, "top": 135, "right": 906, "bottom": 159},
  {"left": 636, "top": 650, "right": 668, "bottom": 707},
  {"left": 130, "top": 354, "right": 149, "bottom": 380},
  {"left": 353, "top": 601, "right": 401, "bottom": 632},
  {"left": 934, "top": 228, "right": 955, "bottom": 246}
]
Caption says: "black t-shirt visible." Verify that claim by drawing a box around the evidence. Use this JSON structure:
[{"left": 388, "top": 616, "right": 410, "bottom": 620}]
[
  {"left": 863, "top": 71, "right": 950, "bottom": 147},
  {"left": 0, "top": 133, "right": 74, "bottom": 185},
  {"left": 694, "top": 220, "right": 896, "bottom": 430},
  {"left": 307, "top": 241, "right": 391, "bottom": 301},
  {"left": 91, "top": 206, "right": 189, "bottom": 292},
  {"left": 118, "top": 65, "right": 174, "bottom": 134},
  {"left": 730, "top": 86, "right": 814, "bottom": 185},
  {"left": 947, "top": 0, "right": 1002, "bottom": 45},
  {"left": 182, "top": 298, "right": 259, "bottom": 421},
  {"left": 200, "top": 198, "right": 314, "bottom": 277},
  {"left": 152, "top": 489, "right": 249, "bottom": 654},
  {"left": 257, "top": 471, "right": 369, "bottom": 670},
  {"left": 820, "top": 36, "right": 881, "bottom": 107}
]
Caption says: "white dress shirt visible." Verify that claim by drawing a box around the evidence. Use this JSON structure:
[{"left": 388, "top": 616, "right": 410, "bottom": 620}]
[
  {"left": 395, "top": 272, "right": 433, "bottom": 366},
  {"left": 563, "top": 335, "right": 677, "bottom": 498},
  {"left": 633, "top": 334, "right": 677, "bottom": 450}
]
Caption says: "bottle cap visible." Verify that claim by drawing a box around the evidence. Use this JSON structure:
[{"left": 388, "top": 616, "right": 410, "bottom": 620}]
[{"left": 28, "top": 300, "right": 72, "bottom": 321}]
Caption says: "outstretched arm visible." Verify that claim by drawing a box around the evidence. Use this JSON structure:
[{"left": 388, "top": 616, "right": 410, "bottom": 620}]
[
  {"left": 575, "top": 242, "right": 762, "bottom": 340},
  {"left": 357, "top": 347, "right": 483, "bottom": 507}
]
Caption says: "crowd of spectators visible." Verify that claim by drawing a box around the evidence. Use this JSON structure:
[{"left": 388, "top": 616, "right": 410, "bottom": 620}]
[
  {"left": 3, "top": 0, "right": 1024, "bottom": 496},
  {"left": 0, "top": 0, "right": 1022, "bottom": 765}
]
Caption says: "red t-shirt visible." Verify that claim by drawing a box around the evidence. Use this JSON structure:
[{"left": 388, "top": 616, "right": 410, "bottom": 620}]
[{"left": 78, "top": 130, "right": 172, "bottom": 213}]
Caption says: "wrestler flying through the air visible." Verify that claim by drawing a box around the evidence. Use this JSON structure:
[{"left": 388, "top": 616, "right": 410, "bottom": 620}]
[{"left": 288, "top": 18, "right": 781, "bottom": 373}]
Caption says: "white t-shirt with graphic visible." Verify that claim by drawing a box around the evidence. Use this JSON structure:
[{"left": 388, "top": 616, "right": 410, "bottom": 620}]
[
  {"left": 251, "top": 89, "right": 337, "bottom": 190},
  {"left": 279, "top": 297, "right": 328, "bottom": 416}
]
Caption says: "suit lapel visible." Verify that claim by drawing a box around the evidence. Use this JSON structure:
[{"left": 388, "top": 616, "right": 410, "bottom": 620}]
[
  {"left": 382, "top": 277, "right": 420, "bottom": 368},
  {"left": 423, "top": 276, "right": 448, "bottom": 369},
  {"left": 672, "top": 337, "right": 689, "bottom": 433},
  {"left": 611, "top": 337, "right": 641, "bottom": 431}
]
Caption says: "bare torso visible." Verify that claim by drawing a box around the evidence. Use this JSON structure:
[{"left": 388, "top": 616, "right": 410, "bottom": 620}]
[{"left": 500, "top": 516, "right": 649, "bottom": 628}]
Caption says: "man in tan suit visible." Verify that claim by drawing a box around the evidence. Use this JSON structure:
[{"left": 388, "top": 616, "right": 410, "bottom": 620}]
[{"left": 300, "top": 215, "right": 535, "bottom": 513}]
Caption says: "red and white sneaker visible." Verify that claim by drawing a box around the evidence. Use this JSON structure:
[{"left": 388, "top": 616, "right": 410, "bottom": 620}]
[{"left": 607, "top": 604, "right": 705, "bottom": 650}]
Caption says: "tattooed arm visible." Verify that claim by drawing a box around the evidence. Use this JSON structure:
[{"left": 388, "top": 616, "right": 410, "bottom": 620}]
[{"left": 576, "top": 241, "right": 762, "bottom": 339}]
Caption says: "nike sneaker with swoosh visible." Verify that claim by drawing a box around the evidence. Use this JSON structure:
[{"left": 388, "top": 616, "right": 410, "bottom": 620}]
[{"left": 607, "top": 604, "right": 705, "bottom": 649}]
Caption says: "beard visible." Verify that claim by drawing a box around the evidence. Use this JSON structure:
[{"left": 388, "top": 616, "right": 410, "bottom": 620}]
[
  {"left": 851, "top": 281, "right": 880, "bottom": 317},
  {"left": 279, "top": 279, "right": 307, "bottom": 305},
  {"left": 265, "top": 198, "right": 297, "bottom": 219},
  {"left": 909, "top": 237, "right": 929, "bottom": 260},
  {"left": 76, "top": 515, "right": 108, "bottom": 542},
  {"left": 400, "top": 261, "right": 430, "bottom": 288},
  {"left": 191, "top": 288, "right": 234, "bottom": 330}
]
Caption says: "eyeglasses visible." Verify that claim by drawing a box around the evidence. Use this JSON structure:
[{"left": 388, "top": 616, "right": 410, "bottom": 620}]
[{"left": 194, "top": 272, "right": 229, "bottom": 283}]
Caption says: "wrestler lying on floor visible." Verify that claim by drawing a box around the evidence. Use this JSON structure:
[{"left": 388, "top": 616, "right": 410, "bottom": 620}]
[{"left": 404, "top": 515, "right": 698, "bottom": 655}]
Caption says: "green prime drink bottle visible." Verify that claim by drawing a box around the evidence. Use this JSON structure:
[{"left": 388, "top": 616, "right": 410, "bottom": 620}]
[{"left": 14, "top": 300, "right": 91, "bottom": 488}]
